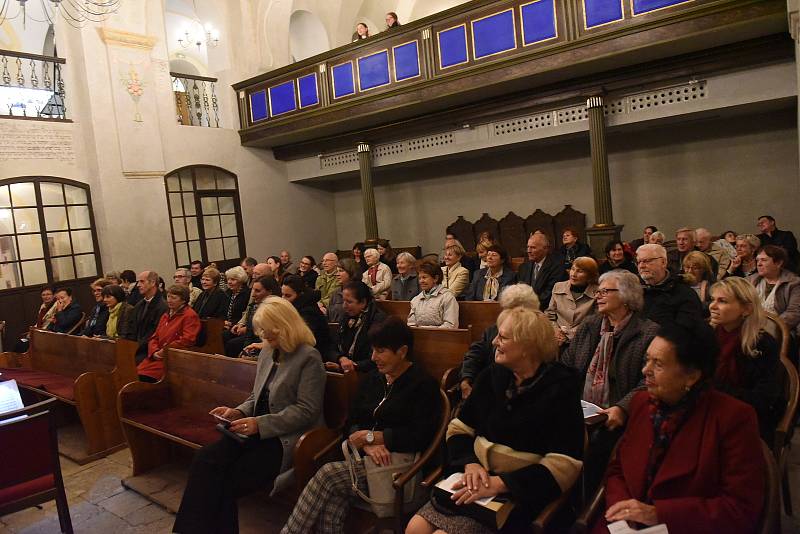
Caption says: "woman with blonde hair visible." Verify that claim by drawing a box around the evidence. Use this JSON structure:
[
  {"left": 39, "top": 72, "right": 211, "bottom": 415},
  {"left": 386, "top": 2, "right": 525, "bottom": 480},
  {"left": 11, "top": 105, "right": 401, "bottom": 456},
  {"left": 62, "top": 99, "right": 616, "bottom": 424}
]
[
  {"left": 709, "top": 276, "right": 783, "bottom": 439},
  {"left": 173, "top": 296, "right": 326, "bottom": 534},
  {"left": 408, "top": 306, "right": 584, "bottom": 534},
  {"left": 682, "top": 251, "right": 714, "bottom": 307}
]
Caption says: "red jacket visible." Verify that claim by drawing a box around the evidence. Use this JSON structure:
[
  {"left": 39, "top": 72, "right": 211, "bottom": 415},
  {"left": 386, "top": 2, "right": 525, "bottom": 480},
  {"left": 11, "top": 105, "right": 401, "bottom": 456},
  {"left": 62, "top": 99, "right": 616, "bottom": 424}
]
[
  {"left": 136, "top": 306, "right": 201, "bottom": 380},
  {"left": 593, "top": 389, "right": 764, "bottom": 534}
]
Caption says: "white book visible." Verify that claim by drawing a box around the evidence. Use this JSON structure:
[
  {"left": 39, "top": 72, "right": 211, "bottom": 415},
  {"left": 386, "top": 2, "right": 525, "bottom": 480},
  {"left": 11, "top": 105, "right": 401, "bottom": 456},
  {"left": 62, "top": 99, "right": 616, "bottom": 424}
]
[
  {"left": 435, "top": 472, "right": 494, "bottom": 506},
  {"left": 608, "top": 520, "right": 669, "bottom": 533},
  {"left": 0, "top": 379, "right": 26, "bottom": 424}
]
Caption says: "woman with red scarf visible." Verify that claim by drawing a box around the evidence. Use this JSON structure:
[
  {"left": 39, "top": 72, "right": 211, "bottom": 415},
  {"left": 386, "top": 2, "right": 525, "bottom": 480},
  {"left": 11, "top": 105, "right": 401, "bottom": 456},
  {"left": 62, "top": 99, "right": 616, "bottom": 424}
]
[{"left": 592, "top": 323, "right": 764, "bottom": 533}]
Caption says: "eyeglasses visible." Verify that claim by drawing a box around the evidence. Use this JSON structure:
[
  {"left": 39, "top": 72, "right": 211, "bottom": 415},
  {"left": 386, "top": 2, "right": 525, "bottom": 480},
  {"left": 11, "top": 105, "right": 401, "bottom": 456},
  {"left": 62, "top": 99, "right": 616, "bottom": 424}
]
[
  {"left": 636, "top": 257, "right": 660, "bottom": 265},
  {"left": 596, "top": 288, "right": 620, "bottom": 297}
]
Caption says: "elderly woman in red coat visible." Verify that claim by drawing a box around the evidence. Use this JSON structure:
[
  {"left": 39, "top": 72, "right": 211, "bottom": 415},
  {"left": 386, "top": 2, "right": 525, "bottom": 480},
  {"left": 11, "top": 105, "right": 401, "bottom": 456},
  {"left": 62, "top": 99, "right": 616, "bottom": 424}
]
[
  {"left": 137, "top": 285, "right": 201, "bottom": 382},
  {"left": 593, "top": 322, "right": 764, "bottom": 534}
]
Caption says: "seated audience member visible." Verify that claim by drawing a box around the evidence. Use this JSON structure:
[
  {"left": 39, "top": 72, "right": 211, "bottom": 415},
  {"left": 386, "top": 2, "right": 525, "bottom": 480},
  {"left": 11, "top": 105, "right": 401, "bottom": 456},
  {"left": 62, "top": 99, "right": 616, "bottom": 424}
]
[
  {"left": 709, "top": 277, "right": 783, "bottom": 440},
  {"left": 637, "top": 244, "right": 704, "bottom": 329},
  {"left": 280, "top": 250, "right": 298, "bottom": 275},
  {"left": 81, "top": 278, "right": 112, "bottom": 336},
  {"left": 121, "top": 269, "right": 142, "bottom": 305},
  {"left": 266, "top": 256, "right": 286, "bottom": 283},
  {"left": 377, "top": 239, "right": 398, "bottom": 274},
  {"left": 475, "top": 238, "right": 493, "bottom": 270},
  {"left": 518, "top": 231, "right": 567, "bottom": 310},
  {"left": 721, "top": 230, "right": 738, "bottom": 246},
  {"left": 174, "top": 297, "right": 325, "bottom": 534},
  {"left": 560, "top": 227, "right": 593, "bottom": 271},
  {"left": 282, "top": 318, "right": 440, "bottom": 534},
  {"left": 225, "top": 276, "right": 279, "bottom": 357},
  {"left": 695, "top": 227, "right": 731, "bottom": 280},
  {"left": 224, "top": 266, "right": 251, "bottom": 327},
  {"left": 648, "top": 230, "right": 666, "bottom": 245},
  {"left": 189, "top": 260, "right": 204, "bottom": 289},
  {"left": 132, "top": 270, "right": 168, "bottom": 362},
  {"left": 726, "top": 234, "right": 760, "bottom": 278},
  {"left": 547, "top": 257, "right": 599, "bottom": 347},
  {"left": 362, "top": 248, "right": 392, "bottom": 300},
  {"left": 297, "top": 256, "right": 318, "bottom": 288},
  {"left": 630, "top": 225, "right": 657, "bottom": 251},
  {"left": 158, "top": 276, "right": 168, "bottom": 296},
  {"left": 748, "top": 245, "right": 800, "bottom": 336},
  {"left": 173, "top": 268, "right": 202, "bottom": 306},
  {"left": 327, "top": 259, "right": 357, "bottom": 324},
  {"left": 281, "top": 275, "right": 331, "bottom": 357},
  {"left": 593, "top": 323, "right": 764, "bottom": 534},
  {"left": 385, "top": 11, "right": 401, "bottom": 28},
  {"left": 442, "top": 242, "right": 470, "bottom": 299},
  {"left": 192, "top": 267, "right": 228, "bottom": 319},
  {"left": 600, "top": 239, "right": 638, "bottom": 275},
  {"left": 459, "top": 284, "right": 539, "bottom": 399},
  {"left": 352, "top": 242, "right": 367, "bottom": 277},
  {"left": 682, "top": 251, "right": 714, "bottom": 310},
  {"left": 315, "top": 252, "right": 340, "bottom": 312},
  {"left": 16, "top": 286, "right": 58, "bottom": 351},
  {"left": 444, "top": 235, "right": 477, "bottom": 275},
  {"left": 102, "top": 284, "right": 135, "bottom": 340},
  {"left": 240, "top": 257, "right": 257, "bottom": 286},
  {"left": 464, "top": 244, "right": 516, "bottom": 301},
  {"left": 757, "top": 214, "right": 799, "bottom": 271},
  {"left": 352, "top": 22, "right": 369, "bottom": 41},
  {"left": 716, "top": 230, "right": 738, "bottom": 261},
  {"left": 47, "top": 288, "right": 82, "bottom": 333},
  {"left": 136, "top": 285, "right": 201, "bottom": 382},
  {"left": 228, "top": 263, "right": 273, "bottom": 334},
  {"left": 561, "top": 270, "right": 658, "bottom": 489},
  {"left": 105, "top": 272, "right": 122, "bottom": 285},
  {"left": 408, "top": 306, "right": 584, "bottom": 534},
  {"left": 391, "top": 251, "right": 420, "bottom": 300},
  {"left": 668, "top": 227, "right": 719, "bottom": 277},
  {"left": 332, "top": 281, "right": 387, "bottom": 373},
  {"left": 408, "top": 261, "right": 459, "bottom": 328}
]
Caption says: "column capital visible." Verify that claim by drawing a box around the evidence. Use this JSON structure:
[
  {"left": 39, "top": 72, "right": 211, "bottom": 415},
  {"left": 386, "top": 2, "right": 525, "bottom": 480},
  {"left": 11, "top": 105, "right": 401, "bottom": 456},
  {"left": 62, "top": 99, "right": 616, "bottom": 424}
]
[
  {"left": 586, "top": 96, "right": 604, "bottom": 109},
  {"left": 357, "top": 142, "right": 371, "bottom": 153}
]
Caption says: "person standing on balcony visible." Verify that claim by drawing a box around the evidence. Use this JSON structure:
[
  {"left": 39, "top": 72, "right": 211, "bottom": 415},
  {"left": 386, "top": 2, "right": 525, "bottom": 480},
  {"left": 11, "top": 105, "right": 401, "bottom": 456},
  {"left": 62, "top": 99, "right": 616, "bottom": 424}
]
[{"left": 385, "top": 11, "right": 401, "bottom": 29}]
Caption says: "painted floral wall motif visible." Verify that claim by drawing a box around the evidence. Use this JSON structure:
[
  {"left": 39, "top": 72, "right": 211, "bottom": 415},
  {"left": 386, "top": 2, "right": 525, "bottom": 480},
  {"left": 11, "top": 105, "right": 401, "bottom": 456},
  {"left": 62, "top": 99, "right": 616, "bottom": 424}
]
[{"left": 121, "top": 66, "right": 145, "bottom": 122}]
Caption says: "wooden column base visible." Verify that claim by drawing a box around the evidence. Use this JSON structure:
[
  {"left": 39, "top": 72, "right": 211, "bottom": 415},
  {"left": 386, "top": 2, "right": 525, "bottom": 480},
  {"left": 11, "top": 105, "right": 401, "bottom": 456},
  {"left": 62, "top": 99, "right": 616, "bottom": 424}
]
[{"left": 585, "top": 225, "right": 624, "bottom": 258}]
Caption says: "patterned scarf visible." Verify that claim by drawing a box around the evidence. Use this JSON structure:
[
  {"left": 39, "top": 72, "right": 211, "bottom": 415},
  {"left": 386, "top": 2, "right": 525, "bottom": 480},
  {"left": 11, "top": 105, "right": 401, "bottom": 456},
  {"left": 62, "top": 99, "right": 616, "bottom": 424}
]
[
  {"left": 583, "top": 313, "right": 632, "bottom": 407},
  {"left": 644, "top": 386, "right": 702, "bottom": 501},
  {"left": 368, "top": 265, "right": 378, "bottom": 285},
  {"left": 482, "top": 268, "right": 502, "bottom": 301}
]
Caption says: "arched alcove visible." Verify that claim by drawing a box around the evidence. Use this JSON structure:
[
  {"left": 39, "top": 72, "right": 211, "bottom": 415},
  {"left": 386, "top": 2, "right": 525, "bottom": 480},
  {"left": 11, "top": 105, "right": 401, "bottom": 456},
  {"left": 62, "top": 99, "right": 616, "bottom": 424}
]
[{"left": 288, "top": 10, "right": 330, "bottom": 62}]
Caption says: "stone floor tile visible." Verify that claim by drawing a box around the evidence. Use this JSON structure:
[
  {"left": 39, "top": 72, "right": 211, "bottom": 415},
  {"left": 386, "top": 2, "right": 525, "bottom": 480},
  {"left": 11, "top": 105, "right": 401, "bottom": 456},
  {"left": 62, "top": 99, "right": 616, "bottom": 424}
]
[
  {"left": 123, "top": 503, "right": 171, "bottom": 527},
  {"left": 96, "top": 491, "right": 151, "bottom": 519}
]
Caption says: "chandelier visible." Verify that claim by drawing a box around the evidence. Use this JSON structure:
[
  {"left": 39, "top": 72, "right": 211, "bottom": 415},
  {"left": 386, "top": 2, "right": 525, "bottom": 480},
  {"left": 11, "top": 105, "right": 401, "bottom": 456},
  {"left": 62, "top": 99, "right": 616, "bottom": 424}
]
[
  {"left": 0, "top": 0, "right": 122, "bottom": 28},
  {"left": 177, "top": 23, "right": 219, "bottom": 50}
]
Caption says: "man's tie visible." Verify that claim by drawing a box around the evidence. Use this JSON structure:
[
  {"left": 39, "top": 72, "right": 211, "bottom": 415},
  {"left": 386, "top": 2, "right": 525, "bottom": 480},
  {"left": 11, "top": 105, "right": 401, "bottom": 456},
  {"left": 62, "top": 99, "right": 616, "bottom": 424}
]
[{"left": 532, "top": 262, "right": 540, "bottom": 286}]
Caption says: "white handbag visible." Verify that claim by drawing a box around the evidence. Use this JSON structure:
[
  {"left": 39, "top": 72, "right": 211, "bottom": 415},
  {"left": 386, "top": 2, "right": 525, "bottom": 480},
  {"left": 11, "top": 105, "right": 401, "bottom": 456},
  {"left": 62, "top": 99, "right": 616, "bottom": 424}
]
[{"left": 341, "top": 439, "right": 421, "bottom": 518}]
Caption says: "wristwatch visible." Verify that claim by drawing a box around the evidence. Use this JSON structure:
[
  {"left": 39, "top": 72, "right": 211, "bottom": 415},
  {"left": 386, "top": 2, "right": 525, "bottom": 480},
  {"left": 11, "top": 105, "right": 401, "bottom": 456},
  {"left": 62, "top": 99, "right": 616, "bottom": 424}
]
[{"left": 366, "top": 430, "right": 375, "bottom": 444}]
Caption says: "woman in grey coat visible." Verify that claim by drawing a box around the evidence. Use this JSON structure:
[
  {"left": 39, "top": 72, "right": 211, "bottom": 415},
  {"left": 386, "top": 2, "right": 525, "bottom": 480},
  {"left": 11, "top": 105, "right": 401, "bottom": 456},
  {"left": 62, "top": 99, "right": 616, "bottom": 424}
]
[{"left": 174, "top": 296, "right": 326, "bottom": 534}]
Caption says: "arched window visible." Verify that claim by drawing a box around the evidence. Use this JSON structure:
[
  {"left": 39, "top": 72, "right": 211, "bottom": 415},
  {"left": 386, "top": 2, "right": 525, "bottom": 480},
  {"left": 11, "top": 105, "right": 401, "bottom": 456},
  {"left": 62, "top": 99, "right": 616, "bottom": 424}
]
[
  {"left": 0, "top": 177, "right": 100, "bottom": 290},
  {"left": 165, "top": 166, "right": 246, "bottom": 268}
]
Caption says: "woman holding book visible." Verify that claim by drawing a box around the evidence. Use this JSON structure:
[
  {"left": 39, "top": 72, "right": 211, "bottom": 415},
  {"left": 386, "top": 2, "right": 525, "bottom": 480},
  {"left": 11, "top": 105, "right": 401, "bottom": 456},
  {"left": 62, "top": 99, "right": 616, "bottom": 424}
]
[
  {"left": 408, "top": 306, "right": 584, "bottom": 533},
  {"left": 282, "top": 317, "right": 441, "bottom": 534}
]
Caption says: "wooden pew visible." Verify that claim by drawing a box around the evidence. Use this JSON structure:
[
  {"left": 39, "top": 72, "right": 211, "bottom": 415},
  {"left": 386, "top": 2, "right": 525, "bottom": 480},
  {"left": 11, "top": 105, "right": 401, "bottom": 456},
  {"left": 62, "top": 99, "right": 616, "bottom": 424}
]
[
  {"left": 458, "top": 301, "right": 501, "bottom": 342},
  {"left": 376, "top": 300, "right": 410, "bottom": 320},
  {"left": 0, "top": 329, "right": 138, "bottom": 463},
  {"left": 410, "top": 326, "right": 471, "bottom": 387},
  {"left": 188, "top": 318, "right": 226, "bottom": 355}
]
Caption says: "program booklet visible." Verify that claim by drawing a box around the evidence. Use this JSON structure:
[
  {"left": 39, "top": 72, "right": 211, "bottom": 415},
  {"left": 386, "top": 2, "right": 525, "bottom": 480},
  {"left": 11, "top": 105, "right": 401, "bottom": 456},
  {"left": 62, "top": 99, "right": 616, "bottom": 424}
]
[
  {"left": 0, "top": 379, "right": 26, "bottom": 423},
  {"left": 432, "top": 472, "right": 515, "bottom": 529}
]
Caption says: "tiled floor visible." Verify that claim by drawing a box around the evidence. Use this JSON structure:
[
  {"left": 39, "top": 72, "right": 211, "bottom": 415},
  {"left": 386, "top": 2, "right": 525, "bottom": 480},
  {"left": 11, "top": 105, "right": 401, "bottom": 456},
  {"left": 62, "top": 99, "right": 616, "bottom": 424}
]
[{"left": 3, "top": 436, "right": 800, "bottom": 533}]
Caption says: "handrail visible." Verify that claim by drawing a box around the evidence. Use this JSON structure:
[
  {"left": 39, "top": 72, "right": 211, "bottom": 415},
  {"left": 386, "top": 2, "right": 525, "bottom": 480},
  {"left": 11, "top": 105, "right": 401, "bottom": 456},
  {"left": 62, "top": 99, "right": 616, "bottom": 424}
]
[
  {"left": 0, "top": 48, "right": 65, "bottom": 64},
  {"left": 170, "top": 71, "right": 218, "bottom": 83}
]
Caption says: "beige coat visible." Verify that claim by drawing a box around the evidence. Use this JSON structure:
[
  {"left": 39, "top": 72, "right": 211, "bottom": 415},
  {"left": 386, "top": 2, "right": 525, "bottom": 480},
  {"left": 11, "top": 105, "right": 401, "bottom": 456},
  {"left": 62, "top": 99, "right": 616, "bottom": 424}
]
[
  {"left": 705, "top": 242, "right": 731, "bottom": 280},
  {"left": 362, "top": 262, "right": 392, "bottom": 300},
  {"left": 443, "top": 262, "right": 470, "bottom": 298},
  {"left": 546, "top": 281, "right": 598, "bottom": 340}
]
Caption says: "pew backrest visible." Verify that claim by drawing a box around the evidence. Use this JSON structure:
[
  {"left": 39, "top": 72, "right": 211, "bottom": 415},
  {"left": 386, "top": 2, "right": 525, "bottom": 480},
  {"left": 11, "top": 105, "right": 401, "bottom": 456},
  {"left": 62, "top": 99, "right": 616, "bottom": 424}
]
[
  {"left": 457, "top": 301, "right": 500, "bottom": 342},
  {"left": 377, "top": 300, "right": 411, "bottom": 319},
  {"left": 411, "top": 327, "right": 471, "bottom": 385},
  {"left": 29, "top": 329, "right": 120, "bottom": 379}
]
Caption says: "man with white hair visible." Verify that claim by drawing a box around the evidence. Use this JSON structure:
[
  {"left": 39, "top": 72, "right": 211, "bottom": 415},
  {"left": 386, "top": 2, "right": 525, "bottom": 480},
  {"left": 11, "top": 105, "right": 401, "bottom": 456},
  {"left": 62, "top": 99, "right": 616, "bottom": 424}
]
[
  {"left": 315, "top": 252, "right": 340, "bottom": 311},
  {"left": 637, "top": 244, "right": 704, "bottom": 329},
  {"left": 280, "top": 250, "right": 298, "bottom": 275},
  {"left": 695, "top": 228, "right": 730, "bottom": 280},
  {"left": 361, "top": 248, "right": 392, "bottom": 300},
  {"left": 173, "top": 268, "right": 202, "bottom": 306},
  {"left": 517, "top": 231, "right": 567, "bottom": 310},
  {"left": 667, "top": 227, "right": 719, "bottom": 277}
]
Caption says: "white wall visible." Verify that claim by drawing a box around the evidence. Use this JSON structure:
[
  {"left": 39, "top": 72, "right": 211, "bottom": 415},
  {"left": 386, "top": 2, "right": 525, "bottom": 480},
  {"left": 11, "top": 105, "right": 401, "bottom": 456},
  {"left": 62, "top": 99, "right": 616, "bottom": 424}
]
[{"left": 333, "top": 110, "right": 799, "bottom": 254}]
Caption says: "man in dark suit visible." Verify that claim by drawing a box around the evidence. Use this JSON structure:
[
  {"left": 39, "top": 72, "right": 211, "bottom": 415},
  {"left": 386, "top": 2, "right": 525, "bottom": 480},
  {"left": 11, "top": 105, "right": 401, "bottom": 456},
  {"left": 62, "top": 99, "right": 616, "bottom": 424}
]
[
  {"left": 132, "top": 270, "right": 167, "bottom": 363},
  {"left": 517, "top": 231, "right": 567, "bottom": 310},
  {"left": 758, "top": 215, "right": 799, "bottom": 272}
]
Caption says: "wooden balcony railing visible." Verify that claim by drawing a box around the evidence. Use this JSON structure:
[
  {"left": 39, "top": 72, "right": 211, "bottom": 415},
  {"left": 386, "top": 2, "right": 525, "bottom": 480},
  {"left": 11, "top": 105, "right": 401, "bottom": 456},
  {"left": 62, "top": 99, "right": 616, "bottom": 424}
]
[
  {"left": 0, "top": 49, "right": 67, "bottom": 120},
  {"left": 171, "top": 72, "right": 220, "bottom": 128},
  {"left": 232, "top": 0, "right": 785, "bottom": 153}
]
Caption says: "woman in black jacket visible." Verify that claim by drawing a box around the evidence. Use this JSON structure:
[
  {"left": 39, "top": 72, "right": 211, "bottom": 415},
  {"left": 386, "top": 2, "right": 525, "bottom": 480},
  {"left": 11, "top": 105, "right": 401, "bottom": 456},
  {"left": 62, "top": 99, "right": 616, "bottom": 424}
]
[
  {"left": 192, "top": 267, "right": 227, "bottom": 319},
  {"left": 409, "top": 306, "right": 584, "bottom": 534},
  {"left": 281, "top": 275, "right": 330, "bottom": 357},
  {"left": 223, "top": 266, "right": 251, "bottom": 327},
  {"left": 282, "top": 318, "right": 440, "bottom": 534},
  {"left": 333, "top": 281, "right": 387, "bottom": 372},
  {"left": 560, "top": 227, "right": 593, "bottom": 272}
]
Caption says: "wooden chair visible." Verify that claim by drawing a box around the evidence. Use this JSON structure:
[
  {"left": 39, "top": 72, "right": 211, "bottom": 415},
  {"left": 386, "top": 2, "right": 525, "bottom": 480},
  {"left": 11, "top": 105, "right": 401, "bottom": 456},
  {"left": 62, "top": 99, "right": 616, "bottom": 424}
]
[
  {"left": 0, "top": 330, "right": 138, "bottom": 463},
  {"left": 0, "top": 398, "right": 73, "bottom": 533},
  {"left": 765, "top": 312, "right": 799, "bottom": 516},
  {"left": 573, "top": 440, "right": 780, "bottom": 534}
]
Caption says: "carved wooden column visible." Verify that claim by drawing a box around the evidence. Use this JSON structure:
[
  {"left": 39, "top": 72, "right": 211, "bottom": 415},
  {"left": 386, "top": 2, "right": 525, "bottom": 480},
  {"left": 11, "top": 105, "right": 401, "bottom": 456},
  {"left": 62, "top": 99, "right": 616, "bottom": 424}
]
[
  {"left": 357, "top": 142, "right": 379, "bottom": 241},
  {"left": 585, "top": 96, "right": 622, "bottom": 255}
]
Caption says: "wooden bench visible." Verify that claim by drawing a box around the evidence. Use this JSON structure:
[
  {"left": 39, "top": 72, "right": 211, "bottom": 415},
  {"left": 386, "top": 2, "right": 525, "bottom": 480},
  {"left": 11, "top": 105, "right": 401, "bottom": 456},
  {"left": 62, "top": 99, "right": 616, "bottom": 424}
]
[
  {"left": 378, "top": 300, "right": 499, "bottom": 343},
  {"left": 410, "top": 326, "right": 471, "bottom": 388},
  {"left": 188, "top": 318, "right": 226, "bottom": 355},
  {"left": 0, "top": 329, "right": 138, "bottom": 463}
]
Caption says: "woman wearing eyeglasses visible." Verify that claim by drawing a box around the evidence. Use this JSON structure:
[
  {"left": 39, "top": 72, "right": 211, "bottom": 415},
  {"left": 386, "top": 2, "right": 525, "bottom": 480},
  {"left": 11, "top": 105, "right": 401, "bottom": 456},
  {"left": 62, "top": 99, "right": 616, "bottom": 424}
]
[{"left": 560, "top": 269, "right": 659, "bottom": 491}]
